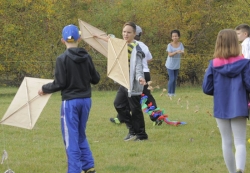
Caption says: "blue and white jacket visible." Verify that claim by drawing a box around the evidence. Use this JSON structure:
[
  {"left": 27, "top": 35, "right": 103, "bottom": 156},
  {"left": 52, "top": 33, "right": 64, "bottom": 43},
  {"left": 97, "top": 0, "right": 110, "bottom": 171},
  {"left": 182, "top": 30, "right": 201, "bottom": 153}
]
[{"left": 202, "top": 56, "right": 250, "bottom": 119}]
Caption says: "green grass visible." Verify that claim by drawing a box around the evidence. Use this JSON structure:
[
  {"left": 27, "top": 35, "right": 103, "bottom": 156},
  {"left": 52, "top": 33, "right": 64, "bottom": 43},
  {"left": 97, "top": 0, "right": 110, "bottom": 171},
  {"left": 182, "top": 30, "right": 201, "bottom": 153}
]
[{"left": 0, "top": 86, "right": 249, "bottom": 173}]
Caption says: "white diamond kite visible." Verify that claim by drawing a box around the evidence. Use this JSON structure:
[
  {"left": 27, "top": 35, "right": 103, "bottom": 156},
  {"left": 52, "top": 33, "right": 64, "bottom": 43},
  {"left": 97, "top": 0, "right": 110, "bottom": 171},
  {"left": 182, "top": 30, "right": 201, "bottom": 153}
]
[
  {"left": 107, "top": 37, "right": 130, "bottom": 92},
  {"left": 0, "top": 77, "right": 53, "bottom": 129},
  {"left": 78, "top": 19, "right": 108, "bottom": 57},
  {"left": 78, "top": 20, "right": 131, "bottom": 92}
]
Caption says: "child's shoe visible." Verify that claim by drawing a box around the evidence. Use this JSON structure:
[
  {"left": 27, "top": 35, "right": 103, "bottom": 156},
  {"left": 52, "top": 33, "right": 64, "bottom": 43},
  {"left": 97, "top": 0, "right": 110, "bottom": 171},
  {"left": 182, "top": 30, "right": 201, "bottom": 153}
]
[{"left": 82, "top": 168, "right": 96, "bottom": 173}]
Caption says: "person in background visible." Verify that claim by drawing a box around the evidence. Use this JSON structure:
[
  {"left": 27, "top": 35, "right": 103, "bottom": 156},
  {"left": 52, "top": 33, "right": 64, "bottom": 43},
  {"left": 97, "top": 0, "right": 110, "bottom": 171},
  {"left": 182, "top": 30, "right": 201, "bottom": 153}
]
[
  {"left": 235, "top": 24, "right": 250, "bottom": 59},
  {"left": 110, "top": 25, "right": 157, "bottom": 124},
  {"left": 94, "top": 22, "right": 148, "bottom": 141},
  {"left": 38, "top": 24, "right": 100, "bottom": 173},
  {"left": 165, "top": 29, "right": 184, "bottom": 97},
  {"left": 203, "top": 29, "right": 250, "bottom": 173},
  {"left": 115, "top": 22, "right": 148, "bottom": 141}
]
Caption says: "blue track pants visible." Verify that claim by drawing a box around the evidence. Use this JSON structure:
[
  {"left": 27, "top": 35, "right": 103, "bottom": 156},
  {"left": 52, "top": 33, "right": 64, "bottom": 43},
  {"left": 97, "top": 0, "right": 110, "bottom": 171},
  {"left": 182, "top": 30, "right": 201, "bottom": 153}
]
[{"left": 61, "top": 98, "right": 94, "bottom": 173}]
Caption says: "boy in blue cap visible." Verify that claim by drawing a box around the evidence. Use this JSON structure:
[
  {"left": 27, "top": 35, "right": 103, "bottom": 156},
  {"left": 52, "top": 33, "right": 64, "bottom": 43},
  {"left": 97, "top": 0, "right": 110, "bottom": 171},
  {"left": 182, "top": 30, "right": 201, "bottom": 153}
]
[{"left": 38, "top": 24, "right": 100, "bottom": 173}]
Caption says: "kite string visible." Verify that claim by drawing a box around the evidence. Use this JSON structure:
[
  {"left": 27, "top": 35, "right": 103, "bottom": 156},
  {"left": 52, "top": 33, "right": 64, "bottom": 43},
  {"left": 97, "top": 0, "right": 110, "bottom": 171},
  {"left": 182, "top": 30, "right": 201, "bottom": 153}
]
[{"left": 1, "top": 125, "right": 10, "bottom": 169}]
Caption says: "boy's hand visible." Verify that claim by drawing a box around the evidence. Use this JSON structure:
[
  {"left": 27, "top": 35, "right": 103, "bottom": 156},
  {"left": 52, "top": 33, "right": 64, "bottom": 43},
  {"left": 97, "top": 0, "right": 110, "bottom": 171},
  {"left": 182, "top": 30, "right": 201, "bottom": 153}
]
[
  {"left": 38, "top": 89, "right": 46, "bottom": 96},
  {"left": 92, "top": 33, "right": 99, "bottom": 38},
  {"left": 139, "top": 78, "right": 146, "bottom": 85}
]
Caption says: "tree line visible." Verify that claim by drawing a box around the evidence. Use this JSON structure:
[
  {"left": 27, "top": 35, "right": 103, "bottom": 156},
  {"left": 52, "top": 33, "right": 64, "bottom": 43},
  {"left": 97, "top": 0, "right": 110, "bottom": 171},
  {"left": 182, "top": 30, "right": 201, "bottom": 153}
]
[{"left": 0, "top": 0, "right": 249, "bottom": 89}]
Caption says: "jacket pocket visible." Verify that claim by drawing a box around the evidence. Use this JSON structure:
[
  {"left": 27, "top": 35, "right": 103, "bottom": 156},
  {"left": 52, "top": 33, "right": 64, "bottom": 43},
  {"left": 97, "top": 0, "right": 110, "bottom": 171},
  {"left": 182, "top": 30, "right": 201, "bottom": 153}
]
[{"left": 132, "top": 78, "right": 143, "bottom": 94}]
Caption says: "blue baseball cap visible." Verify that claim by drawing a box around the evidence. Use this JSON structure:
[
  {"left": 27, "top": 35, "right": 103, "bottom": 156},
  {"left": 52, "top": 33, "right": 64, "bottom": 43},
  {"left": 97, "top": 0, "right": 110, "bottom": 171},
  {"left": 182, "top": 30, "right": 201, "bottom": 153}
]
[{"left": 62, "top": 24, "right": 80, "bottom": 42}]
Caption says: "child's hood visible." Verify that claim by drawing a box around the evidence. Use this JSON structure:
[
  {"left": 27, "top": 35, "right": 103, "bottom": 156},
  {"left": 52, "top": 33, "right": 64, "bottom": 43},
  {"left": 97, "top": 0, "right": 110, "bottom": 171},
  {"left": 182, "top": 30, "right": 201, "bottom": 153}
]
[
  {"left": 212, "top": 56, "right": 249, "bottom": 78},
  {"left": 65, "top": 48, "right": 89, "bottom": 63}
]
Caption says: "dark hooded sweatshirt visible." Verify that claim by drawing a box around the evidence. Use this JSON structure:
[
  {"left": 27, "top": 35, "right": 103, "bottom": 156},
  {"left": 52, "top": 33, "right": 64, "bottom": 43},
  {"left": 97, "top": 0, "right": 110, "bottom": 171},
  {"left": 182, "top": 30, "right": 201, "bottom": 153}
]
[{"left": 42, "top": 47, "right": 100, "bottom": 101}]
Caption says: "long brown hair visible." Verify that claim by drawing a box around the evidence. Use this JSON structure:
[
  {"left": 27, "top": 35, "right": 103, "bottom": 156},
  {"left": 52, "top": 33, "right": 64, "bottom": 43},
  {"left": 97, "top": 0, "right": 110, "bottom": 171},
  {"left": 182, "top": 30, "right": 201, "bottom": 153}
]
[{"left": 213, "top": 29, "right": 240, "bottom": 59}]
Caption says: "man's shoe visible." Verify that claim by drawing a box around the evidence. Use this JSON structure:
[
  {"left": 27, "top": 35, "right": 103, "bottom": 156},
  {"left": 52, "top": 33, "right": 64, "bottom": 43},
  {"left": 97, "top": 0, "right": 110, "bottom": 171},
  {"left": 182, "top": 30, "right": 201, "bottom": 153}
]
[
  {"left": 124, "top": 133, "right": 136, "bottom": 141},
  {"left": 236, "top": 170, "right": 243, "bottom": 173},
  {"left": 110, "top": 117, "right": 121, "bottom": 124}
]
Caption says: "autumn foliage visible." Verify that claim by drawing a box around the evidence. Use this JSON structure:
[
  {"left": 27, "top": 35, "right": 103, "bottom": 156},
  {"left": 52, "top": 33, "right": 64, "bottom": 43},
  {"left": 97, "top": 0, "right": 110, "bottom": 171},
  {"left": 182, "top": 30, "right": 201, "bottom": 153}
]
[{"left": 0, "top": 0, "right": 249, "bottom": 88}]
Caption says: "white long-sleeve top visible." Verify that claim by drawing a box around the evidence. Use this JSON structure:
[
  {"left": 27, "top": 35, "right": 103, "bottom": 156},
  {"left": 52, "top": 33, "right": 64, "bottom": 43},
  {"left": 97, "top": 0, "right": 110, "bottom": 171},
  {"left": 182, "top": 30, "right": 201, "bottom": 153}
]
[
  {"left": 242, "top": 37, "right": 250, "bottom": 59},
  {"left": 136, "top": 41, "right": 153, "bottom": 72}
]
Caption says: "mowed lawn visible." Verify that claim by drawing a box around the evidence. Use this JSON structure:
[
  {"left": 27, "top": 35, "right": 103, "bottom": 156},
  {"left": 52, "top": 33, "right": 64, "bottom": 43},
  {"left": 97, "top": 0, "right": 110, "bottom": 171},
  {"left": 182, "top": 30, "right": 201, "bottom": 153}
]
[{"left": 0, "top": 86, "right": 250, "bottom": 173}]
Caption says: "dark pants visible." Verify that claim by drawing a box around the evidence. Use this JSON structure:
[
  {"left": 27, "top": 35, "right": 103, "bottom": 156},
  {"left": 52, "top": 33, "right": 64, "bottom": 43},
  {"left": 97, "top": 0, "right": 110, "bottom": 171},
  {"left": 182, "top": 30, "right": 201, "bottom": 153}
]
[
  {"left": 116, "top": 72, "right": 157, "bottom": 122},
  {"left": 114, "top": 86, "right": 148, "bottom": 139},
  {"left": 143, "top": 72, "right": 157, "bottom": 107}
]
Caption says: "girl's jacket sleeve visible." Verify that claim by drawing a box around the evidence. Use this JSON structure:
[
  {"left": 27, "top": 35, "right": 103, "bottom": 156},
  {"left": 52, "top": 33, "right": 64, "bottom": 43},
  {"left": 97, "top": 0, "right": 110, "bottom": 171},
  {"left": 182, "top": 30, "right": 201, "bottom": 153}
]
[
  {"left": 202, "top": 61, "right": 214, "bottom": 95},
  {"left": 242, "top": 61, "right": 250, "bottom": 93}
]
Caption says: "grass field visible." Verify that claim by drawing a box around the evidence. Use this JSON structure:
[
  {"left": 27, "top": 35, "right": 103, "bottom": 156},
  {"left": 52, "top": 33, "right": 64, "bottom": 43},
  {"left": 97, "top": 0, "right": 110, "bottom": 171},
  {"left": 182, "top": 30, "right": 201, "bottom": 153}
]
[{"left": 0, "top": 86, "right": 249, "bottom": 173}]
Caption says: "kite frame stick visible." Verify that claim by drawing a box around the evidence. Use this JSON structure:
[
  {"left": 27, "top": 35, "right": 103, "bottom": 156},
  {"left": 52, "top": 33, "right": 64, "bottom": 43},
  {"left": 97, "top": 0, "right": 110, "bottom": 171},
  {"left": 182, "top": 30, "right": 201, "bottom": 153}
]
[
  {"left": 84, "top": 33, "right": 107, "bottom": 40},
  {"left": 24, "top": 78, "right": 32, "bottom": 128},
  {"left": 0, "top": 95, "right": 39, "bottom": 123},
  {"left": 80, "top": 21, "right": 108, "bottom": 52}
]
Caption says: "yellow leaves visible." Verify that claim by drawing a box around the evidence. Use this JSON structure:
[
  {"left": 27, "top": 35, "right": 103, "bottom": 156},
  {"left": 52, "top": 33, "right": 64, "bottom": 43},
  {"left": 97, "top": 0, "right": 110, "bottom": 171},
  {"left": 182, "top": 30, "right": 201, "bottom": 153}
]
[
  {"left": 0, "top": 0, "right": 248, "bottom": 86},
  {"left": 0, "top": 9, "right": 4, "bottom": 15},
  {"left": 44, "top": 0, "right": 56, "bottom": 15},
  {"left": 24, "top": 0, "right": 32, "bottom": 4},
  {"left": 44, "top": 0, "right": 53, "bottom": 5},
  {"left": 3, "top": 24, "right": 19, "bottom": 35},
  {"left": 0, "top": 64, "right": 5, "bottom": 72},
  {"left": 81, "top": 0, "right": 92, "bottom": 3},
  {"left": 32, "top": 4, "right": 46, "bottom": 12}
]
